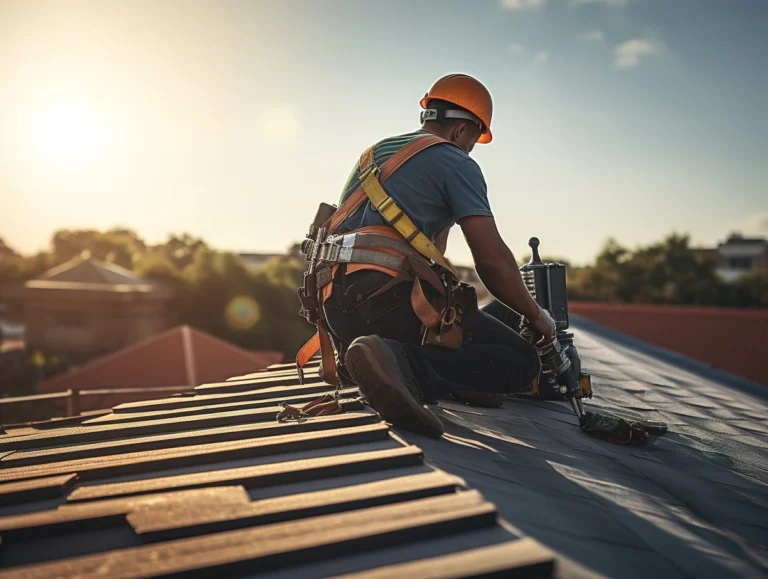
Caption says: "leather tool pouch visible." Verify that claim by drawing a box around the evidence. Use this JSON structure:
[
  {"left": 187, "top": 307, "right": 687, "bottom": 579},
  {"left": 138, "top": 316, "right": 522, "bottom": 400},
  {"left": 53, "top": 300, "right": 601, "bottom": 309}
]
[{"left": 422, "top": 281, "right": 478, "bottom": 349}]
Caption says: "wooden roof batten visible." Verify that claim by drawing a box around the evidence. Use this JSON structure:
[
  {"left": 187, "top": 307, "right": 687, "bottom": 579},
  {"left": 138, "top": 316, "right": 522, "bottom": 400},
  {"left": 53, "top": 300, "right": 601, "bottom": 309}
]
[{"left": 0, "top": 361, "right": 557, "bottom": 578}]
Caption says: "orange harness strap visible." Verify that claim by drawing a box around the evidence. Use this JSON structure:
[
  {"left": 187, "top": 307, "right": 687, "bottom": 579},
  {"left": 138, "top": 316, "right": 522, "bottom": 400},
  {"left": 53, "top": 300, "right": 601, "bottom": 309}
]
[
  {"left": 295, "top": 134, "right": 452, "bottom": 383},
  {"left": 326, "top": 135, "right": 448, "bottom": 233}
]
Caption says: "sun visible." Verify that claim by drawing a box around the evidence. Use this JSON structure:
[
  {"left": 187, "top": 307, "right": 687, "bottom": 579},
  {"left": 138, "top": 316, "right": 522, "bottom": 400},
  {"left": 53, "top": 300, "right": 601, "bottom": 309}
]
[{"left": 34, "top": 100, "right": 109, "bottom": 167}]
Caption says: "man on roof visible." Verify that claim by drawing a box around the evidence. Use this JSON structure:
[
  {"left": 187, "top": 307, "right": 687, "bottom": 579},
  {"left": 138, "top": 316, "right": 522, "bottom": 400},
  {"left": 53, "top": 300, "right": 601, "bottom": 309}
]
[{"left": 297, "top": 73, "right": 556, "bottom": 438}]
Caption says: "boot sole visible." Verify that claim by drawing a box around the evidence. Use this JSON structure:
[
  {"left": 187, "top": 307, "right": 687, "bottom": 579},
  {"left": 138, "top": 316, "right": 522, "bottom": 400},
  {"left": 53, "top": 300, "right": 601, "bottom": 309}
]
[{"left": 345, "top": 336, "right": 444, "bottom": 438}]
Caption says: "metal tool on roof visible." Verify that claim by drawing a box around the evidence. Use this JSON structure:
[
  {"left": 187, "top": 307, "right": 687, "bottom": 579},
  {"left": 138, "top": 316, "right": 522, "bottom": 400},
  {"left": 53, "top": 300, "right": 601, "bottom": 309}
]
[
  {"left": 518, "top": 238, "right": 666, "bottom": 445},
  {"left": 518, "top": 237, "right": 590, "bottom": 419}
]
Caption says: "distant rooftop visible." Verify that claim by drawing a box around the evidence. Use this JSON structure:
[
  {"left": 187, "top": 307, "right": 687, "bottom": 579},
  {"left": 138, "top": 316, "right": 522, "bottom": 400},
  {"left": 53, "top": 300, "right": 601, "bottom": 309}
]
[
  {"left": 36, "top": 325, "right": 283, "bottom": 410},
  {"left": 719, "top": 233, "right": 768, "bottom": 246},
  {"left": 35, "top": 253, "right": 148, "bottom": 285},
  {"left": 25, "top": 254, "right": 170, "bottom": 295}
]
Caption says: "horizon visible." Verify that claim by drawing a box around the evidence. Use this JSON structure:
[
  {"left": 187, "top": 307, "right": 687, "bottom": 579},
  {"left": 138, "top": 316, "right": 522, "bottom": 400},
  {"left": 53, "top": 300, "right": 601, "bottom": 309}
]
[
  {"left": 1, "top": 224, "right": 764, "bottom": 270},
  {"left": 1, "top": 0, "right": 767, "bottom": 267}
]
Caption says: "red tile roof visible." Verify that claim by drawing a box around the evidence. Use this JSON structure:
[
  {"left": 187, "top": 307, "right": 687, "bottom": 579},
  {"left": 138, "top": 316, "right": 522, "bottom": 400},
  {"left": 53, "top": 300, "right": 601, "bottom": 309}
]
[{"left": 36, "top": 326, "right": 283, "bottom": 410}]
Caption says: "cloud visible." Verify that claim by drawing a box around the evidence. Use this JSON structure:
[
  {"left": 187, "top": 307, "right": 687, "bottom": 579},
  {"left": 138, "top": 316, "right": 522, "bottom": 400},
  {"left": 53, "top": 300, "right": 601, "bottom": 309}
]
[
  {"left": 570, "top": 0, "right": 627, "bottom": 6},
  {"left": 509, "top": 43, "right": 527, "bottom": 54},
  {"left": 614, "top": 38, "right": 663, "bottom": 68},
  {"left": 534, "top": 51, "right": 550, "bottom": 63},
  {"left": 579, "top": 30, "right": 605, "bottom": 42},
  {"left": 500, "top": 0, "right": 546, "bottom": 10}
]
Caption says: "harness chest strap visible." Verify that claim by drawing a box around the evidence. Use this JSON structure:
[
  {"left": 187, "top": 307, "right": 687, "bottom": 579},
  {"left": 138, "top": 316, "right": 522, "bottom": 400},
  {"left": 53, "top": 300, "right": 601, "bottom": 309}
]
[
  {"left": 358, "top": 166, "right": 458, "bottom": 277},
  {"left": 325, "top": 135, "right": 451, "bottom": 233}
]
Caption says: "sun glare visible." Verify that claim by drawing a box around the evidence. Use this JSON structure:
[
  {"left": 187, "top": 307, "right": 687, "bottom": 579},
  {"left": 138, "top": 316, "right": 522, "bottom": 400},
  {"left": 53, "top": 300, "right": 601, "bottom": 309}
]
[
  {"left": 259, "top": 106, "right": 298, "bottom": 144},
  {"left": 33, "top": 100, "right": 109, "bottom": 168}
]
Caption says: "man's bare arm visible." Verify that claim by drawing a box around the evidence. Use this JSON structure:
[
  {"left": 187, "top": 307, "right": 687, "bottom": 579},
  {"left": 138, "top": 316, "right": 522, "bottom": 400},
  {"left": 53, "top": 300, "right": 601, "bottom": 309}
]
[{"left": 458, "top": 215, "right": 541, "bottom": 321}]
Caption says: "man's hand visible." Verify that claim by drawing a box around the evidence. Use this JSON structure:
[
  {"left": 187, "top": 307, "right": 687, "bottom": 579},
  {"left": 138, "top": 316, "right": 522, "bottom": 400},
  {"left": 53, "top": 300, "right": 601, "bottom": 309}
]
[
  {"left": 528, "top": 305, "right": 556, "bottom": 342},
  {"left": 459, "top": 215, "right": 541, "bottom": 321}
]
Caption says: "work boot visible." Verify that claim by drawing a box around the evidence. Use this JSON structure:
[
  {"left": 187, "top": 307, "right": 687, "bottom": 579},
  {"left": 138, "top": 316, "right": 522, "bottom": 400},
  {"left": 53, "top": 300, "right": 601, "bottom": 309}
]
[{"left": 345, "top": 335, "right": 444, "bottom": 438}]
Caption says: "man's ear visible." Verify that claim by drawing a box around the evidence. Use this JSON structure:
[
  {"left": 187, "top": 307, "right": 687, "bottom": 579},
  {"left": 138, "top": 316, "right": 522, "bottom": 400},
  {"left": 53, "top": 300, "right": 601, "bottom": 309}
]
[{"left": 452, "top": 122, "right": 466, "bottom": 142}]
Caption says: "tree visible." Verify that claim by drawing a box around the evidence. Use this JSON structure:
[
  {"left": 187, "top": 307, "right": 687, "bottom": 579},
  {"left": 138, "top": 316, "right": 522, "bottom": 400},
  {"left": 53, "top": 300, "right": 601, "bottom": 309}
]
[
  {"left": 734, "top": 270, "right": 768, "bottom": 308},
  {"left": 0, "top": 237, "right": 20, "bottom": 261},
  {"left": 50, "top": 228, "right": 146, "bottom": 269}
]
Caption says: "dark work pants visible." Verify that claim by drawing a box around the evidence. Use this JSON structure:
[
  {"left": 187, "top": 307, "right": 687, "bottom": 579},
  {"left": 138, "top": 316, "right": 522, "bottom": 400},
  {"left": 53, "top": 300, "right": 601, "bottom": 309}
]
[{"left": 323, "top": 269, "right": 541, "bottom": 403}]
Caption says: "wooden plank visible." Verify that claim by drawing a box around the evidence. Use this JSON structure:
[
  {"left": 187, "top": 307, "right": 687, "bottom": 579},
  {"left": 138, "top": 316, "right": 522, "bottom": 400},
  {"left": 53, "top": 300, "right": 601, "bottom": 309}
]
[
  {"left": 2, "top": 411, "right": 377, "bottom": 468},
  {"left": 112, "top": 382, "right": 341, "bottom": 414},
  {"left": 195, "top": 372, "right": 324, "bottom": 394},
  {"left": 266, "top": 361, "right": 319, "bottom": 373},
  {"left": 0, "top": 491, "right": 494, "bottom": 579},
  {"left": 329, "top": 538, "right": 556, "bottom": 579},
  {"left": 28, "top": 410, "right": 112, "bottom": 429},
  {"left": 84, "top": 388, "right": 359, "bottom": 425},
  {"left": 129, "top": 470, "right": 466, "bottom": 541},
  {"left": 0, "top": 422, "right": 391, "bottom": 484},
  {"left": 0, "top": 486, "right": 249, "bottom": 541},
  {"left": 0, "top": 473, "right": 77, "bottom": 505},
  {"left": 67, "top": 445, "right": 424, "bottom": 503},
  {"left": 230, "top": 365, "right": 317, "bottom": 380},
  {"left": 0, "top": 400, "right": 364, "bottom": 452}
]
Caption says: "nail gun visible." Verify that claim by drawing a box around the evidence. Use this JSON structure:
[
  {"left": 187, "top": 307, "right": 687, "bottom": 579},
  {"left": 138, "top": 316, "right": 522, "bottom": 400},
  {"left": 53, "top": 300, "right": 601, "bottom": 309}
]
[
  {"left": 516, "top": 239, "right": 667, "bottom": 444},
  {"left": 518, "top": 237, "right": 592, "bottom": 420}
]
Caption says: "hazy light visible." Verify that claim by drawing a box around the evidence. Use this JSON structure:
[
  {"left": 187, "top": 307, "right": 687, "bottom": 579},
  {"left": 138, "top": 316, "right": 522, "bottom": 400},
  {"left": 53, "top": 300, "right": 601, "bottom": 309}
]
[
  {"left": 33, "top": 100, "right": 109, "bottom": 168},
  {"left": 225, "top": 296, "right": 262, "bottom": 330},
  {"left": 259, "top": 106, "right": 298, "bottom": 144}
]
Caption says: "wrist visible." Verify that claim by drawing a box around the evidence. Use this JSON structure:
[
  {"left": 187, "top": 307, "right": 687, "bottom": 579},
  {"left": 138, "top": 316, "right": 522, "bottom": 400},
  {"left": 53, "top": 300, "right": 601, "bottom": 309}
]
[{"left": 526, "top": 300, "right": 542, "bottom": 322}]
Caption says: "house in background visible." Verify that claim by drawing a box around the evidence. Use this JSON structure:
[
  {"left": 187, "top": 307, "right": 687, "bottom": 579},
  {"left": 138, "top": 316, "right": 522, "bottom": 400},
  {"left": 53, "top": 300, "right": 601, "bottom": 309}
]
[
  {"left": 713, "top": 234, "right": 768, "bottom": 282},
  {"left": 23, "top": 254, "right": 175, "bottom": 362}
]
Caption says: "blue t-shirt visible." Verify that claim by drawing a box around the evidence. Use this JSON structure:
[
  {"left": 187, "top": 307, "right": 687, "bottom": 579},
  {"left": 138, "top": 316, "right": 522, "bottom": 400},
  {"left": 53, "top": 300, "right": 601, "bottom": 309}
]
[{"left": 336, "top": 130, "right": 493, "bottom": 241}]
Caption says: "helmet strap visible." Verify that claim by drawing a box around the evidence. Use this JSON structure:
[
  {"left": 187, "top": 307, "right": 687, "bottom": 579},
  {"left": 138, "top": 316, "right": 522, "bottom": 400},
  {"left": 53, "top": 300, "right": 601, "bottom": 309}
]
[{"left": 420, "top": 107, "right": 485, "bottom": 135}]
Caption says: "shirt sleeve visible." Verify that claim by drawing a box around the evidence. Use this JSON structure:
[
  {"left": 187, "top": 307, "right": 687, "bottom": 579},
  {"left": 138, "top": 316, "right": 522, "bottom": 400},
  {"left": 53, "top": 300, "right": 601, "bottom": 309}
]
[
  {"left": 338, "top": 161, "right": 360, "bottom": 206},
  {"left": 446, "top": 157, "right": 494, "bottom": 221}
]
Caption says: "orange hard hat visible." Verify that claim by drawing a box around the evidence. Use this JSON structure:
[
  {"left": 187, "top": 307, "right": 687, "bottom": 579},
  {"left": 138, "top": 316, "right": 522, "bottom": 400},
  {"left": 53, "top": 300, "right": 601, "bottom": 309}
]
[{"left": 420, "top": 74, "right": 493, "bottom": 144}]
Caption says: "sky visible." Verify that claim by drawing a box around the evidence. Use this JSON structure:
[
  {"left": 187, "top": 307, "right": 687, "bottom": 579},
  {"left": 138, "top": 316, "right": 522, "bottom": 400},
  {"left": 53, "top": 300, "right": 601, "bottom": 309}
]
[{"left": 1, "top": 0, "right": 766, "bottom": 266}]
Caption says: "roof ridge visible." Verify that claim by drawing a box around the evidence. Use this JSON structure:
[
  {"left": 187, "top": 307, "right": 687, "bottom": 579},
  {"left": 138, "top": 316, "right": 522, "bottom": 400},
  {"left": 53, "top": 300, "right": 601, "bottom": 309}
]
[
  {"left": 187, "top": 326, "right": 274, "bottom": 362},
  {"left": 36, "top": 326, "right": 186, "bottom": 392},
  {"left": 34, "top": 255, "right": 85, "bottom": 280},
  {"left": 181, "top": 325, "right": 197, "bottom": 387}
]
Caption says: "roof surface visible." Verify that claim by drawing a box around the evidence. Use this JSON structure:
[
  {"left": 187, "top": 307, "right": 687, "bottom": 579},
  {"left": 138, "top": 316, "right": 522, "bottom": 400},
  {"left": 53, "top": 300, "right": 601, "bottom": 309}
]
[
  {"left": 36, "top": 325, "right": 283, "bottom": 410},
  {"left": 0, "top": 364, "right": 557, "bottom": 578},
  {"left": 1, "top": 318, "right": 767, "bottom": 578}
]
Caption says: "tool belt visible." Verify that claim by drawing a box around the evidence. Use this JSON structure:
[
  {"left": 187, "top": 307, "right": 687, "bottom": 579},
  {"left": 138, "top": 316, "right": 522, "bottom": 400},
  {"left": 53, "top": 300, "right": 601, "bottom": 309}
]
[{"left": 295, "top": 134, "right": 478, "bottom": 385}]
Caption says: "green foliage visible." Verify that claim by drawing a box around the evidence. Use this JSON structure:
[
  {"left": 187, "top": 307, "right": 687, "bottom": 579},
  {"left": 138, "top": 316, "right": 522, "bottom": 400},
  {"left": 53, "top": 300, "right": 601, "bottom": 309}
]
[
  {"left": 0, "top": 230, "right": 313, "bottom": 359},
  {"left": 734, "top": 269, "right": 768, "bottom": 307},
  {"left": 51, "top": 228, "right": 146, "bottom": 269},
  {"left": 0, "top": 237, "right": 20, "bottom": 260},
  {"left": 566, "top": 233, "right": 764, "bottom": 308},
  {"left": 1, "top": 226, "right": 765, "bottom": 387}
]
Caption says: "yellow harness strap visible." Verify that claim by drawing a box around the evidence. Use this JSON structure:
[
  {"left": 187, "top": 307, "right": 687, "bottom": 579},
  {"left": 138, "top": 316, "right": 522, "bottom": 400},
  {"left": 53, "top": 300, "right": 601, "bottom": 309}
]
[{"left": 359, "top": 167, "right": 458, "bottom": 277}]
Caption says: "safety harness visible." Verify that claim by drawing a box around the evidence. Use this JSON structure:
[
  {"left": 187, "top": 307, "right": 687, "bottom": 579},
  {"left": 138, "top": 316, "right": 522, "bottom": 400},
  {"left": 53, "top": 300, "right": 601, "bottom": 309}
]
[{"left": 295, "top": 133, "right": 467, "bottom": 389}]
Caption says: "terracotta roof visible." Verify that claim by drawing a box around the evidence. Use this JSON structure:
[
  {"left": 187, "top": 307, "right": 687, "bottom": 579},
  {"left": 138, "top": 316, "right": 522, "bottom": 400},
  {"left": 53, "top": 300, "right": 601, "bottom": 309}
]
[{"left": 35, "top": 326, "right": 283, "bottom": 410}]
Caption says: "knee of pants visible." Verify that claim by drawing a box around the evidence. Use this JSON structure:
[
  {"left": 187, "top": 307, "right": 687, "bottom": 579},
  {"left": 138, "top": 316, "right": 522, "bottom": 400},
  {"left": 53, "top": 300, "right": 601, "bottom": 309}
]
[{"left": 516, "top": 342, "right": 542, "bottom": 388}]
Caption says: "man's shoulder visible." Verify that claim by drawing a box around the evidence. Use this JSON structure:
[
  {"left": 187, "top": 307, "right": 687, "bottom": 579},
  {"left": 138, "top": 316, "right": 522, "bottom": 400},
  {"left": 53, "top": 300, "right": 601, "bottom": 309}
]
[{"left": 403, "top": 140, "right": 481, "bottom": 177}]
